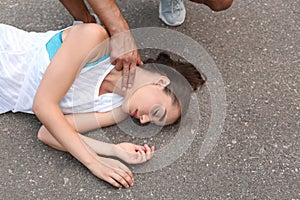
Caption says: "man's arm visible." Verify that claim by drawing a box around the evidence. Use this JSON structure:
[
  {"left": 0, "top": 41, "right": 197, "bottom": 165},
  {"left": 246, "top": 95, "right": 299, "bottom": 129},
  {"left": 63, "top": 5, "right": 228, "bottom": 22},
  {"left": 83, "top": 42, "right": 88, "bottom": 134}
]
[
  {"left": 87, "top": 0, "right": 129, "bottom": 35},
  {"left": 87, "top": 0, "right": 142, "bottom": 90},
  {"left": 59, "top": 0, "right": 141, "bottom": 89}
]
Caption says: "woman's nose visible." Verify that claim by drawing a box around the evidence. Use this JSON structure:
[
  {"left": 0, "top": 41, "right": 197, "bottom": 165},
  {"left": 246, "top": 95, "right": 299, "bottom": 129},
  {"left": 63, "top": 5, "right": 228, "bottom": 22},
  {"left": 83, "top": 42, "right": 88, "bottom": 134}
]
[{"left": 140, "top": 115, "right": 150, "bottom": 124}]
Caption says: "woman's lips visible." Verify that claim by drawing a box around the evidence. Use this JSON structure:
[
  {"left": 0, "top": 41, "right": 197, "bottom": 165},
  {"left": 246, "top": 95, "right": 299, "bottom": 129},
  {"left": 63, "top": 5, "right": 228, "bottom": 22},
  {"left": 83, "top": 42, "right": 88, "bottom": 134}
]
[{"left": 131, "top": 110, "right": 138, "bottom": 118}]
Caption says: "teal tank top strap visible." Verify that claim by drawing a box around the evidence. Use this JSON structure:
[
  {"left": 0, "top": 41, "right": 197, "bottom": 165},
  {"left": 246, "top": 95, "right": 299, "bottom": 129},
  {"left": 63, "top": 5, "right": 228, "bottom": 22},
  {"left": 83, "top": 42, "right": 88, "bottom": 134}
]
[
  {"left": 46, "top": 31, "right": 63, "bottom": 61},
  {"left": 84, "top": 54, "right": 110, "bottom": 68},
  {"left": 46, "top": 30, "right": 110, "bottom": 67}
]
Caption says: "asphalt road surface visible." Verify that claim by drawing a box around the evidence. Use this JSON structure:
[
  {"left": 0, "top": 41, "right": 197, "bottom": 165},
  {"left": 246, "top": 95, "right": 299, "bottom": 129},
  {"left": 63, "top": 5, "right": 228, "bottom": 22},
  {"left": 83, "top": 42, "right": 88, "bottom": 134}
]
[{"left": 0, "top": 0, "right": 299, "bottom": 199}]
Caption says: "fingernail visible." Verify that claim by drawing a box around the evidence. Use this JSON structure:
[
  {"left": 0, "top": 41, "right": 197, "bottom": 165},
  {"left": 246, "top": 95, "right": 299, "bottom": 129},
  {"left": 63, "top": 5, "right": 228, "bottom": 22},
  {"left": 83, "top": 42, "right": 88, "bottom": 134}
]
[
  {"left": 128, "top": 84, "right": 132, "bottom": 88},
  {"left": 122, "top": 87, "right": 126, "bottom": 91}
]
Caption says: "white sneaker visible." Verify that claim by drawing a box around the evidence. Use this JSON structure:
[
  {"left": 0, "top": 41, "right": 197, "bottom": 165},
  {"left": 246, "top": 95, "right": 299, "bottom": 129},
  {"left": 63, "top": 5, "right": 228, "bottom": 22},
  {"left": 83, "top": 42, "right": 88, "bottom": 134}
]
[
  {"left": 159, "top": 0, "right": 186, "bottom": 26},
  {"left": 72, "top": 20, "right": 83, "bottom": 26}
]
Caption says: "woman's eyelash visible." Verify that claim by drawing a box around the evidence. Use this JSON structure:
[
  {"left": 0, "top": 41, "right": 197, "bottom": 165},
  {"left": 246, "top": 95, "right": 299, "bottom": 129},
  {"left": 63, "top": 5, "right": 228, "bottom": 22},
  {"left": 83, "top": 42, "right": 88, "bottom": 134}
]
[{"left": 153, "top": 110, "right": 159, "bottom": 117}]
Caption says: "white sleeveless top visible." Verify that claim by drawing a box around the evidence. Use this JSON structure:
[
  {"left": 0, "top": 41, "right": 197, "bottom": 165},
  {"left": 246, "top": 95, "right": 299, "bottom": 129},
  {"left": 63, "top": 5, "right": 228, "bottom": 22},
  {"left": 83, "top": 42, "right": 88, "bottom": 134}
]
[{"left": 0, "top": 24, "right": 124, "bottom": 114}]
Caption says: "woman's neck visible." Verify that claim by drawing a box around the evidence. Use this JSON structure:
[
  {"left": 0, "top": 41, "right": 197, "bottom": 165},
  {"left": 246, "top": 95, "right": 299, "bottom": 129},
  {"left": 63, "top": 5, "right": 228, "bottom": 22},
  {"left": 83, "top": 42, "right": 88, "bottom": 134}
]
[{"left": 100, "top": 67, "right": 161, "bottom": 98}]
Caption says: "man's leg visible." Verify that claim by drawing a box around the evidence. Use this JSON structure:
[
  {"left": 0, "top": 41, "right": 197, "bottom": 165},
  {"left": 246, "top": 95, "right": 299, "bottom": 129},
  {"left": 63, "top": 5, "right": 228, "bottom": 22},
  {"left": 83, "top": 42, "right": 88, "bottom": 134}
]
[
  {"left": 59, "top": 0, "right": 96, "bottom": 23},
  {"left": 190, "top": 0, "right": 233, "bottom": 11},
  {"left": 159, "top": 0, "right": 233, "bottom": 27}
]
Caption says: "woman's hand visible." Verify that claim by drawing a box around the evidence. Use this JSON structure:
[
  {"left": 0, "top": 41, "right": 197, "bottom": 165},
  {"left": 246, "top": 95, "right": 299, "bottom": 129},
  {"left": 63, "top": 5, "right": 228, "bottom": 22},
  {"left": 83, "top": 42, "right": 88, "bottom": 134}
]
[
  {"left": 88, "top": 156, "right": 134, "bottom": 188},
  {"left": 114, "top": 143, "right": 155, "bottom": 164}
]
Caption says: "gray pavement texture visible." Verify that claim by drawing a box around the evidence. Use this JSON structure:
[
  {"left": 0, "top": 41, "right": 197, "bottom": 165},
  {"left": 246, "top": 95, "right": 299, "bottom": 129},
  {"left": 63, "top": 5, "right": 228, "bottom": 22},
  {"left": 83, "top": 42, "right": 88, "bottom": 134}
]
[{"left": 0, "top": 0, "right": 299, "bottom": 199}]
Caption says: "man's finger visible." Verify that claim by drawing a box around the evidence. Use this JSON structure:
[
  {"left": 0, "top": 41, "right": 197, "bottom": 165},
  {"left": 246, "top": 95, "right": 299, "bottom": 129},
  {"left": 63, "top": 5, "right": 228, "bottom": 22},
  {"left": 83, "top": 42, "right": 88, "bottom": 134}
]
[
  {"left": 127, "top": 63, "right": 136, "bottom": 88},
  {"left": 110, "top": 51, "right": 118, "bottom": 65},
  {"left": 122, "top": 63, "right": 130, "bottom": 90},
  {"left": 136, "top": 51, "right": 143, "bottom": 66},
  {"left": 115, "top": 59, "right": 123, "bottom": 71}
]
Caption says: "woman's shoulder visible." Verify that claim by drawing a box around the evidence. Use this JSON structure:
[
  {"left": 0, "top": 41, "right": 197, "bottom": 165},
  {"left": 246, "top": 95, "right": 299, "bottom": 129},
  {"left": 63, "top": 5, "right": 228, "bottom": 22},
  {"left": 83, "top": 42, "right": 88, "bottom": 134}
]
[
  {"left": 63, "top": 23, "right": 109, "bottom": 42},
  {"left": 61, "top": 23, "right": 110, "bottom": 63}
]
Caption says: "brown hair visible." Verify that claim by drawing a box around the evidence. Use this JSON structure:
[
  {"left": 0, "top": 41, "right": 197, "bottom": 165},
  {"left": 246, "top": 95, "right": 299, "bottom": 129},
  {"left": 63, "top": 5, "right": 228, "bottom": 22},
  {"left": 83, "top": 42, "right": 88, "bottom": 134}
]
[{"left": 143, "top": 52, "right": 206, "bottom": 117}]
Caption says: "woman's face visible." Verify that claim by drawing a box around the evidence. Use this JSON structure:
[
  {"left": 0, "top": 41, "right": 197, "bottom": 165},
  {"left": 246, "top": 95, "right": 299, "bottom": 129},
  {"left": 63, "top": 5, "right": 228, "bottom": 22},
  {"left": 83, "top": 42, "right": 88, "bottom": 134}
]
[{"left": 124, "top": 84, "right": 181, "bottom": 126}]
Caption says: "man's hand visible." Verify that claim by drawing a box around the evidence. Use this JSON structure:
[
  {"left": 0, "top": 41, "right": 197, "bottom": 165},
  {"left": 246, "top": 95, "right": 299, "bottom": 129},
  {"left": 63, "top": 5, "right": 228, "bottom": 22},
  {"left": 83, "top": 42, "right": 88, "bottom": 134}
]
[
  {"left": 110, "top": 31, "right": 142, "bottom": 90},
  {"left": 115, "top": 142, "right": 154, "bottom": 164}
]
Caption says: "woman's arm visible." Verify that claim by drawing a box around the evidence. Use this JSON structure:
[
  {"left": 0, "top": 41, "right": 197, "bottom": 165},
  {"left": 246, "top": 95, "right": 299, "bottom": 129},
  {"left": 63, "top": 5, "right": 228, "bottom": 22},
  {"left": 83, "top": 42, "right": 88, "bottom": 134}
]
[
  {"left": 33, "top": 23, "right": 106, "bottom": 165},
  {"left": 38, "top": 109, "right": 154, "bottom": 164},
  {"left": 38, "top": 125, "right": 154, "bottom": 164},
  {"left": 33, "top": 24, "right": 133, "bottom": 188},
  {"left": 37, "top": 109, "right": 125, "bottom": 155}
]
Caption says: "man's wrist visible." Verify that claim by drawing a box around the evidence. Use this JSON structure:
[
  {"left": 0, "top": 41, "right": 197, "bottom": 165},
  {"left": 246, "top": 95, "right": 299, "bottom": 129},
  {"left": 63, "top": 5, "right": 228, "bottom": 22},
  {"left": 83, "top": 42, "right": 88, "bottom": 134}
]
[{"left": 108, "top": 22, "right": 130, "bottom": 36}]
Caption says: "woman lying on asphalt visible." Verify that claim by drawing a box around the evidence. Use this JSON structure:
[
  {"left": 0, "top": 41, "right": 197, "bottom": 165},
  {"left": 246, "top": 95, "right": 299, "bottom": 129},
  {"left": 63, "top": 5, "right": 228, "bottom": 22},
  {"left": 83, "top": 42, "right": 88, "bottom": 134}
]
[{"left": 0, "top": 23, "right": 205, "bottom": 188}]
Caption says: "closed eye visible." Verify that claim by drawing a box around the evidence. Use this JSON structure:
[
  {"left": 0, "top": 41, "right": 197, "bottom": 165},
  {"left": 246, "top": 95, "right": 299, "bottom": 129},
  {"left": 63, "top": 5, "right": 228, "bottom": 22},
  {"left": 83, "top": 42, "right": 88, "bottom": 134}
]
[
  {"left": 159, "top": 109, "right": 167, "bottom": 122},
  {"left": 150, "top": 106, "right": 167, "bottom": 125},
  {"left": 153, "top": 109, "right": 159, "bottom": 117}
]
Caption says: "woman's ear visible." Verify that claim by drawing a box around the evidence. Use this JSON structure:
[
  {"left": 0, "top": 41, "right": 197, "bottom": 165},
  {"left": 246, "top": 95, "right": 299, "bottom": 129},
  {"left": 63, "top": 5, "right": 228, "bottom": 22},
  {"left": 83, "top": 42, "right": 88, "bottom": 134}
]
[{"left": 156, "top": 76, "right": 170, "bottom": 87}]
